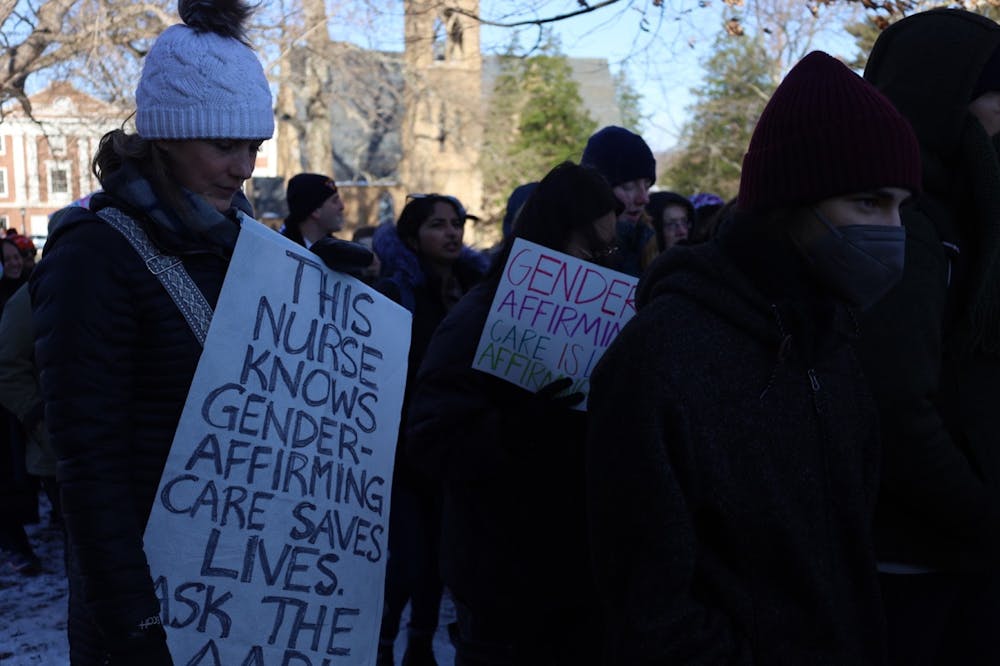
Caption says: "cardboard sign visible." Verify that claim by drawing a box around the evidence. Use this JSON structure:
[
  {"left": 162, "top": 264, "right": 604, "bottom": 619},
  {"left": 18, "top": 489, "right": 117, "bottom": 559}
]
[
  {"left": 144, "top": 221, "right": 410, "bottom": 666},
  {"left": 472, "top": 238, "right": 637, "bottom": 409}
]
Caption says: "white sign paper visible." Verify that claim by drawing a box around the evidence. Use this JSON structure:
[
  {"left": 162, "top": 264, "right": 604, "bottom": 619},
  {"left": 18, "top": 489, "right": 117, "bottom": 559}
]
[
  {"left": 144, "top": 220, "right": 410, "bottom": 665},
  {"left": 472, "top": 238, "right": 637, "bottom": 409}
]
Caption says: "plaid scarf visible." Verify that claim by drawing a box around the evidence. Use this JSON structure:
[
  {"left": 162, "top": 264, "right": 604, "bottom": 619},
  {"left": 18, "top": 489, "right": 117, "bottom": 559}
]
[{"left": 103, "top": 161, "right": 241, "bottom": 255}]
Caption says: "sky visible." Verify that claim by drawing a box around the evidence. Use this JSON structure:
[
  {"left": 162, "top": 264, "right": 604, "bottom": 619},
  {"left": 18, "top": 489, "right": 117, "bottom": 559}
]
[
  {"left": 11, "top": 0, "right": 868, "bottom": 155},
  {"left": 474, "top": 0, "right": 868, "bottom": 153}
]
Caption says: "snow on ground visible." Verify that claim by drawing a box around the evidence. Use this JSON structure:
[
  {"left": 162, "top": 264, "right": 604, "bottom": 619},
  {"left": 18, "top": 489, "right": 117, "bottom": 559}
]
[
  {"left": 0, "top": 493, "right": 69, "bottom": 665},
  {"left": 0, "top": 492, "right": 456, "bottom": 665}
]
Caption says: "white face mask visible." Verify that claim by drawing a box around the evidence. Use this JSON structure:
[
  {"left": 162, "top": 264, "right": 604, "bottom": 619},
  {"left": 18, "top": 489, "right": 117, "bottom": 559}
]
[{"left": 793, "top": 208, "right": 906, "bottom": 310}]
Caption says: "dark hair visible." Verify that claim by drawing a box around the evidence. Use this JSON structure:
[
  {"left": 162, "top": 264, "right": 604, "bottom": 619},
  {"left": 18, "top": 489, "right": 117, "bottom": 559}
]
[
  {"left": 395, "top": 195, "right": 461, "bottom": 242},
  {"left": 487, "top": 161, "right": 621, "bottom": 282},
  {"left": 690, "top": 198, "right": 737, "bottom": 243},
  {"left": 646, "top": 191, "right": 695, "bottom": 251},
  {"left": 92, "top": 128, "right": 188, "bottom": 219},
  {"left": 0, "top": 238, "right": 24, "bottom": 282}
]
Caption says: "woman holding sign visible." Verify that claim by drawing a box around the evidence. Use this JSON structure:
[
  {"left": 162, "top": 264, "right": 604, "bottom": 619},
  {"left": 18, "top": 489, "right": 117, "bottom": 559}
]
[
  {"left": 586, "top": 52, "right": 921, "bottom": 664},
  {"left": 406, "top": 162, "right": 619, "bottom": 665},
  {"left": 29, "top": 1, "right": 273, "bottom": 663}
]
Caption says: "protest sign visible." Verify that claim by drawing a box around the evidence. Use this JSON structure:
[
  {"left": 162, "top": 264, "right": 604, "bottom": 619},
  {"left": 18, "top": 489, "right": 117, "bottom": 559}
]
[
  {"left": 472, "top": 238, "right": 637, "bottom": 409},
  {"left": 144, "top": 220, "right": 410, "bottom": 665}
]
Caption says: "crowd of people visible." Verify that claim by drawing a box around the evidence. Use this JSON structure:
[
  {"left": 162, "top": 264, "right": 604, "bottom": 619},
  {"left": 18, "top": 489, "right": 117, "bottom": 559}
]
[{"left": 3, "top": 1, "right": 1000, "bottom": 665}]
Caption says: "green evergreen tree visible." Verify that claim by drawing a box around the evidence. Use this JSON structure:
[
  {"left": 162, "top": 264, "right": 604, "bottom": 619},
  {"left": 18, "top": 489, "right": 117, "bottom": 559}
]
[
  {"left": 480, "top": 39, "right": 597, "bottom": 226},
  {"left": 663, "top": 33, "right": 776, "bottom": 200},
  {"left": 613, "top": 68, "right": 643, "bottom": 133}
]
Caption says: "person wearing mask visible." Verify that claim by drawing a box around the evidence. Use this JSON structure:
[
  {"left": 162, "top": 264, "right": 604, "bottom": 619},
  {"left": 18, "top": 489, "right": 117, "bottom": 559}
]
[
  {"left": 646, "top": 191, "right": 695, "bottom": 252},
  {"left": 373, "top": 193, "right": 488, "bottom": 666},
  {"left": 405, "top": 162, "right": 620, "bottom": 665},
  {"left": 858, "top": 9, "right": 1000, "bottom": 663},
  {"left": 29, "top": 0, "right": 273, "bottom": 662},
  {"left": 581, "top": 125, "right": 658, "bottom": 277},
  {"left": 587, "top": 52, "right": 922, "bottom": 664}
]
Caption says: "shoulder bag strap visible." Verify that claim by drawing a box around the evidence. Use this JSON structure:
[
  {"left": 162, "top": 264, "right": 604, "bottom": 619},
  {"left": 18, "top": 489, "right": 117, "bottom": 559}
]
[{"left": 96, "top": 207, "right": 213, "bottom": 347}]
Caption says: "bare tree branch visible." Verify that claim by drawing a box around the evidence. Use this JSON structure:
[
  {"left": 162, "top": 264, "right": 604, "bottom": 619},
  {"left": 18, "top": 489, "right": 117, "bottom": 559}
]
[{"left": 445, "top": 0, "right": 623, "bottom": 28}]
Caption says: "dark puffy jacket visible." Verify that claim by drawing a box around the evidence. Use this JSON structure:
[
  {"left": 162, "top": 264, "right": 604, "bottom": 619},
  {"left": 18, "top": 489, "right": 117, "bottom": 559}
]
[
  {"left": 372, "top": 222, "right": 486, "bottom": 491},
  {"left": 587, "top": 220, "right": 885, "bottom": 665},
  {"left": 859, "top": 8, "right": 1000, "bottom": 571},
  {"left": 30, "top": 191, "right": 237, "bottom": 661},
  {"left": 405, "top": 279, "right": 602, "bottom": 663}
]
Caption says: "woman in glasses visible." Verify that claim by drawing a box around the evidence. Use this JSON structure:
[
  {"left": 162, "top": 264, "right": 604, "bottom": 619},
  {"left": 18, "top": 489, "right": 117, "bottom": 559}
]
[
  {"left": 373, "top": 193, "right": 488, "bottom": 665},
  {"left": 403, "top": 162, "right": 620, "bottom": 665},
  {"left": 646, "top": 191, "right": 694, "bottom": 252}
]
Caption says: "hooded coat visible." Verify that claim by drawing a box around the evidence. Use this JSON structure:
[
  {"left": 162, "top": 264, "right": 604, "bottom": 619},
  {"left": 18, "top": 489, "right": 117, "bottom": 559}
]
[
  {"left": 859, "top": 8, "right": 1000, "bottom": 571},
  {"left": 587, "top": 219, "right": 885, "bottom": 665}
]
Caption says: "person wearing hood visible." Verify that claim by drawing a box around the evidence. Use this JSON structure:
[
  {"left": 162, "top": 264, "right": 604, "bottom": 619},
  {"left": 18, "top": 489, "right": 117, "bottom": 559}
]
[
  {"left": 405, "top": 162, "right": 619, "bottom": 664},
  {"left": 581, "top": 125, "right": 659, "bottom": 277},
  {"left": 28, "top": 0, "right": 274, "bottom": 662},
  {"left": 586, "top": 52, "right": 921, "bottom": 664},
  {"left": 372, "top": 193, "right": 487, "bottom": 666},
  {"left": 857, "top": 9, "right": 1000, "bottom": 664}
]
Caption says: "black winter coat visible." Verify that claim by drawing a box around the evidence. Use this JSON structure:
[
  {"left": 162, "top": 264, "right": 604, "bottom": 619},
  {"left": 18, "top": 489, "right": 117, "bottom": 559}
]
[
  {"left": 31, "top": 191, "right": 236, "bottom": 661},
  {"left": 858, "top": 8, "right": 1000, "bottom": 572},
  {"left": 587, "top": 223, "right": 885, "bottom": 665},
  {"left": 406, "top": 280, "right": 601, "bottom": 663}
]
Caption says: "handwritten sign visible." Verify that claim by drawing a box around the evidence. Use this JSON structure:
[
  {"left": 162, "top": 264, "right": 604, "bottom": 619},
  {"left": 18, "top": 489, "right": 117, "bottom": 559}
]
[
  {"left": 144, "top": 220, "right": 410, "bottom": 665},
  {"left": 473, "top": 238, "right": 637, "bottom": 409}
]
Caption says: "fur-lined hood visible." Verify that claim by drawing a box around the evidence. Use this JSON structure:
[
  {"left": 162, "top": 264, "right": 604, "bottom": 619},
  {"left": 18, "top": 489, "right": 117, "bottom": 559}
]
[{"left": 372, "top": 221, "right": 489, "bottom": 312}]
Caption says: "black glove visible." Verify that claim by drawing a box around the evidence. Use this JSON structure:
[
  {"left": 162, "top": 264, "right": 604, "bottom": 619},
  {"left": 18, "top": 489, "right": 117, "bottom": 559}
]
[
  {"left": 531, "top": 377, "right": 585, "bottom": 411},
  {"left": 104, "top": 617, "right": 173, "bottom": 666},
  {"left": 310, "top": 237, "right": 375, "bottom": 278}
]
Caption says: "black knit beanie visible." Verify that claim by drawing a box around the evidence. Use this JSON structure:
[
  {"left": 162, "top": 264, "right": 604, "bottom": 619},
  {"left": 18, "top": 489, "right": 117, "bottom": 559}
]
[
  {"left": 738, "top": 51, "right": 922, "bottom": 213},
  {"left": 285, "top": 173, "right": 338, "bottom": 227},
  {"left": 581, "top": 125, "right": 656, "bottom": 187}
]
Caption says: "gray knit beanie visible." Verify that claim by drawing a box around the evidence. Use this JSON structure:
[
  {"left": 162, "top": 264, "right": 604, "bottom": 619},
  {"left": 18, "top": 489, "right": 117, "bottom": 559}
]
[{"left": 135, "top": 1, "right": 274, "bottom": 140}]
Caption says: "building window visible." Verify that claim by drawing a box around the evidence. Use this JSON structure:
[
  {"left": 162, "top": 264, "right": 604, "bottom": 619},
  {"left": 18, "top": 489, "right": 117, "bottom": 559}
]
[
  {"left": 0, "top": 136, "right": 6, "bottom": 155},
  {"left": 0, "top": 216, "right": 7, "bottom": 230},
  {"left": 49, "top": 166, "right": 69, "bottom": 196},
  {"left": 432, "top": 17, "right": 446, "bottom": 61},
  {"left": 0, "top": 168, "right": 6, "bottom": 197}
]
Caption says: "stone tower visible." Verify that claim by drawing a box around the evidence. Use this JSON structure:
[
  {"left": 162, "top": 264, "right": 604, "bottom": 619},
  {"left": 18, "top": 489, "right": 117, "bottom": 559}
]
[{"left": 399, "top": 0, "right": 483, "bottom": 221}]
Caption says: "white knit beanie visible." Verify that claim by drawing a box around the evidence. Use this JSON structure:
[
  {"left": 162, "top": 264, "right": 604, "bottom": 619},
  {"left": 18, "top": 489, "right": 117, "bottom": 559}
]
[{"left": 136, "top": 13, "right": 274, "bottom": 140}]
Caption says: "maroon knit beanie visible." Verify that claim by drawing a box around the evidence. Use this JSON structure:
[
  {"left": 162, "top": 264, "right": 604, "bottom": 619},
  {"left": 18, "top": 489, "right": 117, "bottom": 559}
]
[{"left": 737, "top": 51, "right": 922, "bottom": 213}]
